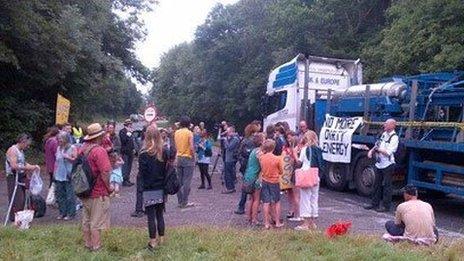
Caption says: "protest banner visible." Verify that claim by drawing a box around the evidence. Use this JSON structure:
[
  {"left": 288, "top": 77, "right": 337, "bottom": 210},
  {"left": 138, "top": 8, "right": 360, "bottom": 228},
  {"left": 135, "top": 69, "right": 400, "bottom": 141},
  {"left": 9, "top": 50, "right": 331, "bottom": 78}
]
[
  {"left": 319, "top": 114, "right": 363, "bottom": 163},
  {"left": 55, "top": 94, "right": 71, "bottom": 125}
]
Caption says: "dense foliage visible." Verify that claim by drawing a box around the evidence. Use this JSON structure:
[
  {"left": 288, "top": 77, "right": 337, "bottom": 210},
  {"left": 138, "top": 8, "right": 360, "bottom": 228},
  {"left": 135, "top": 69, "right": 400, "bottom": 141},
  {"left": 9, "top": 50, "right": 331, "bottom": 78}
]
[
  {"left": 0, "top": 0, "right": 154, "bottom": 148},
  {"left": 152, "top": 0, "right": 464, "bottom": 130}
]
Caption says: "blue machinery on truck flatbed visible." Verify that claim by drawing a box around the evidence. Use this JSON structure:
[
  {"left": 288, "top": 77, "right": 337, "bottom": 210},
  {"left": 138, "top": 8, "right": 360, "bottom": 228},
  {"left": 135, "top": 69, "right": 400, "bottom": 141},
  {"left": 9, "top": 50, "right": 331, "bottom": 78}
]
[{"left": 314, "top": 72, "right": 464, "bottom": 195}]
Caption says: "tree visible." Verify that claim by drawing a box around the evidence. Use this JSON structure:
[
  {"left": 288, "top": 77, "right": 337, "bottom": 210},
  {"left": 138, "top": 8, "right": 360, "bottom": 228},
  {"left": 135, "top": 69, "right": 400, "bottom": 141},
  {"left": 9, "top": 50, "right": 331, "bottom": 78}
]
[
  {"left": 362, "top": 0, "right": 464, "bottom": 81},
  {"left": 0, "top": 0, "right": 153, "bottom": 149}
]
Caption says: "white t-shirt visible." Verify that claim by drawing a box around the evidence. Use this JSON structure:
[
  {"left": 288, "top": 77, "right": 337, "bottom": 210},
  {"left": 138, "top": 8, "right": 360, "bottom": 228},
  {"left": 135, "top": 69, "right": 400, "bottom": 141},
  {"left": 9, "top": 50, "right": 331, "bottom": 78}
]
[{"left": 375, "top": 131, "right": 399, "bottom": 169}]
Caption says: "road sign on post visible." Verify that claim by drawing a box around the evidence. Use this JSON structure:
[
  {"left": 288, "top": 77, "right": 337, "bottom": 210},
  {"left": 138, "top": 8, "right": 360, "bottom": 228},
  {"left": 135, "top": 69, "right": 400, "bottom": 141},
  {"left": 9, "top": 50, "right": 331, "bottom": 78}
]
[{"left": 144, "top": 106, "right": 156, "bottom": 123}]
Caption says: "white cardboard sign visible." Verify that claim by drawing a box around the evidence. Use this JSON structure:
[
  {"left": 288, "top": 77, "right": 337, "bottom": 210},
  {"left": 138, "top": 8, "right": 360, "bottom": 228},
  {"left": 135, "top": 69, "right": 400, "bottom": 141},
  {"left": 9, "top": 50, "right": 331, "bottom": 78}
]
[{"left": 319, "top": 114, "right": 363, "bottom": 163}]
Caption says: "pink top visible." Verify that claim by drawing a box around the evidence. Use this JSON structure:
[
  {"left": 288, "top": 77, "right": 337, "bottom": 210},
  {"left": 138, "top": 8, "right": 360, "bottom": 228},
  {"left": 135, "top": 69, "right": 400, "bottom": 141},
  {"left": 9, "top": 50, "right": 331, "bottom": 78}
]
[{"left": 44, "top": 137, "right": 59, "bottom": 173}]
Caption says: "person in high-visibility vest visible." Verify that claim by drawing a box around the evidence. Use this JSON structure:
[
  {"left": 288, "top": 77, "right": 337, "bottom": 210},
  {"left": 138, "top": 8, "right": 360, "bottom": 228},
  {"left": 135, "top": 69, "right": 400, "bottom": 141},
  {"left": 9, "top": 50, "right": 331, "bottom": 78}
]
[{"left": 72, "top": 125, "right": 83, "bottom": 144}]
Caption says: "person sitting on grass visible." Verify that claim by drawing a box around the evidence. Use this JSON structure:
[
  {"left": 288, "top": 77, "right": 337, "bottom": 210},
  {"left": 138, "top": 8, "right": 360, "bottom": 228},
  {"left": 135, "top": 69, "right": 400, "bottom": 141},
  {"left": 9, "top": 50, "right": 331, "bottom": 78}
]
[
  {"left": 384, "top": 185, "right": 438, "bottom": 245},
  {"left": 259, "top": 139, "right": 284, "bottom": 229}
]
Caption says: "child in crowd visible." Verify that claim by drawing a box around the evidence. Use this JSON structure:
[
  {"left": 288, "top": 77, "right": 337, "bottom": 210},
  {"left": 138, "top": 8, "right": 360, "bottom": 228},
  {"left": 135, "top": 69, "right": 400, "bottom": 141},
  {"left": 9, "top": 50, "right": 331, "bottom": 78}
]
[
  {"left": 109, "top": 151, "right": 124, "bottom": 197},
  {"left": 259, "top": 139, "right": 284, "bottom": 229}
]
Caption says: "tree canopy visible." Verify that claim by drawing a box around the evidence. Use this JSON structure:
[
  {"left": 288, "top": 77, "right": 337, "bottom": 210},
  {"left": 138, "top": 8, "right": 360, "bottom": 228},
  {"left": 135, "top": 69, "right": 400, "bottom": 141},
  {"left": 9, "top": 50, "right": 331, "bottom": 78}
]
[
  {"left": 152, "top": 0, "right": 463, "bottom": 131},
  {"left": 0, "top": 0, "right": 154, "bottom": 147}
]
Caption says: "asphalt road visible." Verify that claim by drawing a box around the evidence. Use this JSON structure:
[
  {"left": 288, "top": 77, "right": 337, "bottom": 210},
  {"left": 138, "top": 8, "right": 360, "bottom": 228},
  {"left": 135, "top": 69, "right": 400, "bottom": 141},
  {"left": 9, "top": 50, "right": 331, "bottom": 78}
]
[{"left": 1, "top": 151, "right": 463, "bottom": 241}]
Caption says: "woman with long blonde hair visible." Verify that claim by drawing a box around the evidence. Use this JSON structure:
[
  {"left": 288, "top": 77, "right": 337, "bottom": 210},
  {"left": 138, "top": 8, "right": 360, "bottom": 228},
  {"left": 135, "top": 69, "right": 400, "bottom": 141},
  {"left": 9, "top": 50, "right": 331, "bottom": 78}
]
[
  {"left": 138, "top": 126, "right": 167, "bottom": 250},
  {"left": 295, "top": 130, "right": 324, "bottom": 230}
]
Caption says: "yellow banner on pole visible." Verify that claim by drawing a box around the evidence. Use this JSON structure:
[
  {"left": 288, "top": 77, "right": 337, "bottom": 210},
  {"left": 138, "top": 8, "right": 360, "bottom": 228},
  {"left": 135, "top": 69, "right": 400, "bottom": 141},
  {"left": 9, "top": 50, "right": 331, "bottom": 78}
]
[{"left": 55, "top": 94, "right": 71, "bottom": 125}]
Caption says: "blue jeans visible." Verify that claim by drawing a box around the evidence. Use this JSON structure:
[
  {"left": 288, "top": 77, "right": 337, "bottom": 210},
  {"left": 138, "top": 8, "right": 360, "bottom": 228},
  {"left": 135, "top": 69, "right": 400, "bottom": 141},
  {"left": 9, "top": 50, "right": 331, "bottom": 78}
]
[
  {"left": 224, "top": 161, "right": 237, "bottom": 190},
  {"left": 55, "top": 180, "right": 76, "bottom": 217},
  {"left": 385, "top": 220, "right": 439, "bottom": 240}
]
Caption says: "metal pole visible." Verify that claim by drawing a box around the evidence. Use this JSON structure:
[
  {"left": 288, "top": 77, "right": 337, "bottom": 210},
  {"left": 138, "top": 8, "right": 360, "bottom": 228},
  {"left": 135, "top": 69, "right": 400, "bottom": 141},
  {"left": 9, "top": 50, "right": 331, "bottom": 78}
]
[
  {"left": 406, "top": 80, "right": 418, "bottom": 139},
  {"left": 362, "top": 85, "right": 371, "bottom": 135},
  {"left": 4, "top": 174, "right": 19, "bottom": 226},
  {"left": 302, "top": 57, "right": 309, "bottom": 124}
]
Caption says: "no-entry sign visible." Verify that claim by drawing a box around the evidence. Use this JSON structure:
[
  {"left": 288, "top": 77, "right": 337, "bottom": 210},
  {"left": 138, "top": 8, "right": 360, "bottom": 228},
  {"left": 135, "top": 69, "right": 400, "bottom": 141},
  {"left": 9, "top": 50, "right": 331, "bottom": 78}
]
[{"left": 144, "top": 106, "right": 156, "bottom": 123}]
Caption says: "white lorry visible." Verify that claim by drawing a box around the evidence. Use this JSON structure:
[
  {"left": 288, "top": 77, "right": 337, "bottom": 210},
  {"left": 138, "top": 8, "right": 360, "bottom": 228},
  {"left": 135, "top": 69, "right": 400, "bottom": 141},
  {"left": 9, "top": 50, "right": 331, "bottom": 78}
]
[{"left": 262, "top": 54, "right": 363, "bottom": 131}]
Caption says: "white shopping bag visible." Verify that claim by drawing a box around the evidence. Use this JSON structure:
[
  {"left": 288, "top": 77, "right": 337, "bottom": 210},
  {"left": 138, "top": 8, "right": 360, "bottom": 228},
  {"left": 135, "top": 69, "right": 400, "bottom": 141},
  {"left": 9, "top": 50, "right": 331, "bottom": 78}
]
[
  {"left": 30, "top": 170, "right": 43, "bottom": 196},
  {"left": 14, "top": 210, "right": 35, "bottom": 230},
  {"left": 46, "top": 183, "right": 56, "bottom": 205}
]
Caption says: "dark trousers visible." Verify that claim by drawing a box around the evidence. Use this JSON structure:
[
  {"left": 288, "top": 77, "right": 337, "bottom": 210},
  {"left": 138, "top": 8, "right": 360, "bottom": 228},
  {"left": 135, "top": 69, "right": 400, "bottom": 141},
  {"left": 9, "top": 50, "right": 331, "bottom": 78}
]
[
  {"left": 122, "top": 153, "right": 134, "bottom": 183},
  {"left": 372, "top": 164, "right": 394, "bottom": 209},
  {"left": 146, "top": 204, "right": 165, "bottom": 238},
  {"left": 224, "top": 161, "right": 237, "bottom": 190},
  {"left": 198, "top": 163, "right": 211, "bottom": 187},
  {"left": 237, "top": 192, "right": 247, "bottom": 211},
  {"left": 135, "top": 174, "right": 144, "bottom": 212},
  {"left": 55, "top": 180, "right": 76, "bottom": 217},
  {"left": 385, "top": 220, "right": 439, "bottom": 240},
  {"left": 6, "top": 174, "right": 26, "bottom": 222},
  {"left": 48, "top": 172, "right": 54, "bottom": 188}
]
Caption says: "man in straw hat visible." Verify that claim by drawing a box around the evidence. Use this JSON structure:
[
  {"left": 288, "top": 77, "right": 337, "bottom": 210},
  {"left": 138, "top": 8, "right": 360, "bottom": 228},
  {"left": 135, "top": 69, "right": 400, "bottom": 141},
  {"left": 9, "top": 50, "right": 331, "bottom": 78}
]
[{"left": 81, "top": 123, "right": 112, "bottom": 251}]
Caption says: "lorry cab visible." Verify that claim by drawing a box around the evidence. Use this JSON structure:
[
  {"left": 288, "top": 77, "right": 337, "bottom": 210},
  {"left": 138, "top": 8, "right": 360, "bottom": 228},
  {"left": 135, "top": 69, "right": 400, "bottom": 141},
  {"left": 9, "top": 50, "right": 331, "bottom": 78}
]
[{"left": 262, "top": 54, "right": 362, "bottom": 132}]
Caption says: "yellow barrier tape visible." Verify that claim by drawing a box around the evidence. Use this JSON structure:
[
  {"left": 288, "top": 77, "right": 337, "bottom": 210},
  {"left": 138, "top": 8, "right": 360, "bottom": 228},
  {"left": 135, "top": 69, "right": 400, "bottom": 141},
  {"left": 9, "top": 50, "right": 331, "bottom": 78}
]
[{"left": 364, "top": 121, "right": 464, "bottom": 130}]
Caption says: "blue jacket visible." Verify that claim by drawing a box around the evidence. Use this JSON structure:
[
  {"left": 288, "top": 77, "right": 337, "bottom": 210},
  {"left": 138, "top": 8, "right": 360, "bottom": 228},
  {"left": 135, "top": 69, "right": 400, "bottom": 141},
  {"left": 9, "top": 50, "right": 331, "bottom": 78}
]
[{"left": 224, "top": 135, "right": 240, "bottom": 163}]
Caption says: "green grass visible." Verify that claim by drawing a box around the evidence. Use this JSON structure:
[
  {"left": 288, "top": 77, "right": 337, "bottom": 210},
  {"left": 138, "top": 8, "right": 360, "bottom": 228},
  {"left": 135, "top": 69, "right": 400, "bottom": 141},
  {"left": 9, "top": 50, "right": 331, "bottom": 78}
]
[{"left": 0, "top": 225, "right": 463, "bottom": 260}]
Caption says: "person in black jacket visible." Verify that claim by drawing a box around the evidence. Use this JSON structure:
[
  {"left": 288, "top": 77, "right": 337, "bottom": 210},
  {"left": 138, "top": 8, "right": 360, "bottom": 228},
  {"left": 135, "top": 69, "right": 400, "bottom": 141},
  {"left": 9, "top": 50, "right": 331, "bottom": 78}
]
[
  {"left": 139, "top": 126, "right": 168, "bottom": 250},
  {"left": 119, "top": 119, "right": 135, "bottom": 187}
]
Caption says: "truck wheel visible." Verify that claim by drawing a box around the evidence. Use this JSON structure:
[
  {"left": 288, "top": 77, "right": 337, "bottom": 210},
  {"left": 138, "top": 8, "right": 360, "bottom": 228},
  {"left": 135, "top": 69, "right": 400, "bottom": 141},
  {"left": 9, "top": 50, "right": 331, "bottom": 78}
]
[
  {"left": 354, "top": 157, "right": 377, "bottom": 197},
  {"left": 326, "top": 163, "right": 347, "bottom": 191}
]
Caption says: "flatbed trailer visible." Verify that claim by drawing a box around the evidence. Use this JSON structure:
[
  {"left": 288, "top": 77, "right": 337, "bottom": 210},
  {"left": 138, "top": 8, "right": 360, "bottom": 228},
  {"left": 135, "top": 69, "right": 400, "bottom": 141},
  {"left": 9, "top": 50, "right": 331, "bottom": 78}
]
[{"left": 313, "top": 72, "right": 464, "bottom": 197}]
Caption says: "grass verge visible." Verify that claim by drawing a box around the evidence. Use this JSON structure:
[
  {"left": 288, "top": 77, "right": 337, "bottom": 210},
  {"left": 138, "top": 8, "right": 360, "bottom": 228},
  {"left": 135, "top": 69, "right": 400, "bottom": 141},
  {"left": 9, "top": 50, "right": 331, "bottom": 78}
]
[{"left": 0, "top": 225, "right": 463, "bottom": 260}]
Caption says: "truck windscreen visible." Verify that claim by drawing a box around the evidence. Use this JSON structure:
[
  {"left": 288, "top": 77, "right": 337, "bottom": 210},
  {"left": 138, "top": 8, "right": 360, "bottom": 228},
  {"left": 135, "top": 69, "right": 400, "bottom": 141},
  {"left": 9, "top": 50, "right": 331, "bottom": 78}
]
[{"left": 265, "top": 91, "right": 287, "bottom": 115}]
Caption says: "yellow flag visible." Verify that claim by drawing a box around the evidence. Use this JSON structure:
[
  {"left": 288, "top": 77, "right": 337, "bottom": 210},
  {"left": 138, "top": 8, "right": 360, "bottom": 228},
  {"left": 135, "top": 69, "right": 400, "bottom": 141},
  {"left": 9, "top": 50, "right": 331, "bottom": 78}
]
[{"left": 55, "top": 94, "right": 71, "bottom": 125}]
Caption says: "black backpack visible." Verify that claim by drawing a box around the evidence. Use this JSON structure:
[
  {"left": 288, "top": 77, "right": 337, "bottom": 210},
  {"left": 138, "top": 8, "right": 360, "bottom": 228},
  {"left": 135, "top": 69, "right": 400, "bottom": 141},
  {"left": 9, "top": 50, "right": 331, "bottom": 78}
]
[
  {"left": 385, "top": 133, "right": 406, "bottom": 164},
  {"left": 238, "top": 138, "right": 255, "bottom": 173},
  {"left": 164, "top": 164, "right": 180, "bottom": 195},
  {"left": 29, "top": 194, "right": 46, "bottom": 218},
  {"left": 71, "top": 145, "right": 98, "bottom": 198}
]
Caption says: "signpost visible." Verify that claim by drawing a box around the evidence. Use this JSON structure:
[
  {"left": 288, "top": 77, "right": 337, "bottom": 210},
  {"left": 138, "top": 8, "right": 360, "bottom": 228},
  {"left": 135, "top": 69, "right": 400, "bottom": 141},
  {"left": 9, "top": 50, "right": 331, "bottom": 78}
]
[{"left": 144, "top": 106, "right": 157, "bottom": 123}]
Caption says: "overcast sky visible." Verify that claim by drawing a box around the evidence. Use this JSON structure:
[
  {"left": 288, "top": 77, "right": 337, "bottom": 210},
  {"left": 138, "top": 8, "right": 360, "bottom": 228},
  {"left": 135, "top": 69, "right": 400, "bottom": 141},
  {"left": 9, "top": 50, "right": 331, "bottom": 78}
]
[{"left": 135, "top": 0, "right": 238, "bottom": 70}]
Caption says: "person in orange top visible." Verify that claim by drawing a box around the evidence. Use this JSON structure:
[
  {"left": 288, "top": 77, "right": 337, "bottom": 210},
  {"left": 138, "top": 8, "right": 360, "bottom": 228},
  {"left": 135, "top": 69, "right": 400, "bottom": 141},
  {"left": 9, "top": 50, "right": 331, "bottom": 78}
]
[{"left": 259, "top": 139, "right": 284, "bottom": 229}]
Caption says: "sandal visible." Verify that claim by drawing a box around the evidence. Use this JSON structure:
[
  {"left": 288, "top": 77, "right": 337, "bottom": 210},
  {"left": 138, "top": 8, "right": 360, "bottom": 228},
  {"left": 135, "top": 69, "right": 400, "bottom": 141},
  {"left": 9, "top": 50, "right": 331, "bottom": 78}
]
[
  {"left": 147, "top": 243, "right": 157, "bottom": 252},
  {"left": 275, "top": 223, "right": 285, "bottom": 228},
  {"left": 286, "top": 212, "right": 294, "bottom": 218},
  {"left": 295, "top": 225, "right": 310, "bottom": 231}
]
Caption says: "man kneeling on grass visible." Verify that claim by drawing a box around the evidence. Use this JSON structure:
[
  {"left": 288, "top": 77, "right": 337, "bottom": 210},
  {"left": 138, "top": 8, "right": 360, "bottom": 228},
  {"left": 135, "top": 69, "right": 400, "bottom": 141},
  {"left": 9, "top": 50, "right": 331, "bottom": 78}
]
[
  {"left": 384, "top": 185, "right": 438, "bottom": 245},
  {"left": 259, "top": 139, "right": 284, "bottom": 229}
]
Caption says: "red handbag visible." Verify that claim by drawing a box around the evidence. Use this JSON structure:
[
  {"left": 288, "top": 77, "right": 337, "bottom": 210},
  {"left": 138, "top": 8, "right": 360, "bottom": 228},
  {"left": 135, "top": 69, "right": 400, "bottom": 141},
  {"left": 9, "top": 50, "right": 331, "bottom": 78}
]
[{"left": 295, "top": 167, "right": 319, "bottom": 188}]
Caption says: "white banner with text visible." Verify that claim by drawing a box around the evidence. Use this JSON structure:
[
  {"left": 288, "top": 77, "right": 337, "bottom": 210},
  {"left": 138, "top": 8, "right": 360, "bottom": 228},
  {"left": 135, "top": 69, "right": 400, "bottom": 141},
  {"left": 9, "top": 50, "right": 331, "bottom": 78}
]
[{"left": 319, "top": 114, "right": 363, "bottom": 163}]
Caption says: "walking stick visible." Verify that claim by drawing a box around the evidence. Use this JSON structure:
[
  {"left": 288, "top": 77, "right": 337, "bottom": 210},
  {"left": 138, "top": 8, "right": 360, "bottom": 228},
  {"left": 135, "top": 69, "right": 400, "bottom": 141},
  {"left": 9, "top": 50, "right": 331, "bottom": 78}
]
[{"left": 4, "top": 174, "right": 21, "bottom": 226}]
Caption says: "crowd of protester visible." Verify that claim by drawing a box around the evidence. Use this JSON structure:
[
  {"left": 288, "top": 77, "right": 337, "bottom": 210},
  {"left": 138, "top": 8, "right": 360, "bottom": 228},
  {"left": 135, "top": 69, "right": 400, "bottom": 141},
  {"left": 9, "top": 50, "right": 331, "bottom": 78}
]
[{"left": 4, "top": 116, "right": 440, "bottom": 252}]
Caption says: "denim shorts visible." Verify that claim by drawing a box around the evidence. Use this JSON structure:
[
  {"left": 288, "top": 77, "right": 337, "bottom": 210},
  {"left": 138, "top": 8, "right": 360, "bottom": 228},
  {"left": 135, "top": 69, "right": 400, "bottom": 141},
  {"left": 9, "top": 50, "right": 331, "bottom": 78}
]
[{"left": 260, "top": 181, "right": 280, "bottom": 203}]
